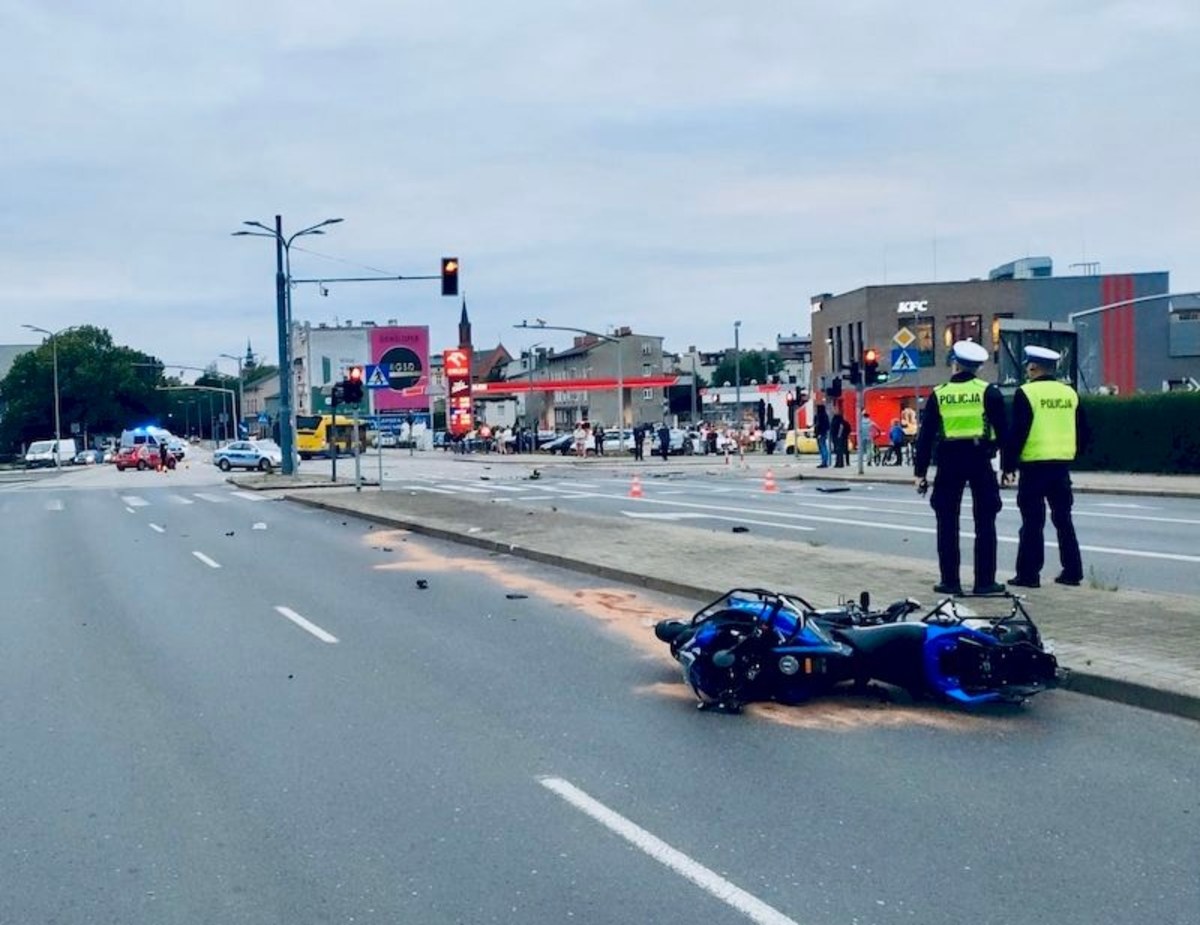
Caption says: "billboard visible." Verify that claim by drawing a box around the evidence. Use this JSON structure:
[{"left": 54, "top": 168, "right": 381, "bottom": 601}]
[{"left": 370, "top": 326, "right": 430, "bottom": 412}]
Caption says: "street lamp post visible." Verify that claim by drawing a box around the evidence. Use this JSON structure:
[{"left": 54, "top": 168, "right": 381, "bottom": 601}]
[
  {"left": 515, "top": 321, "right": 626, "bottom": 452},
  {"left": 22, "top": 324, "right": 67, "bottom": 467},
  {"left": 233, "top": 215, "right": 343, "bottom": 474},
  {"left": 734, "top": 321, "right": 742, "bottom": 430},
  {"left": 219, "top": 353, "right": 247, "bottom": 438}
]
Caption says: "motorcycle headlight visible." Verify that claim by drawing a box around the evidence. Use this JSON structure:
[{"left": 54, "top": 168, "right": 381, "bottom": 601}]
[{"left": 778, "top": 655, "right": 800, "bottom": 676}]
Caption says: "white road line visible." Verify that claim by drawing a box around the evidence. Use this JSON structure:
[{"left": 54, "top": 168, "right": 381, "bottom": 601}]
[
  {"left": 192, "top": 551, "right": 221, "bottom": 569},
  {"left": 508, "top": 495, "right": 557, "bottom": 501},
  {"left": 437, "top": 483, "right": 491, "bottom": 493},
  {"left": 479, "top": 483, "right": 530, "bottom": 492},
  {"left": 539, "top": 777, "right": 800, "bottom": 925},
  {"left": 402, "top": 485, "right": 456, "bottom": 494},
  {"left": 194, "top": 492, "right": 230, "bottom": 503},
  {"left": 45, "top": 499, "right": 64, "bottom": 511},
  {"left": 125, "top": 507, "right": 137, "bottom": 514},
  {"left": 274, "top": 606, "right": 339, "bottom": 644},
  {"left": 149, "top": 523, "right": 166, "bottom": 534},
  {"left": 121, "top": 495, "right": 150, "bottom": 507},
  {"left": 580, "top": 489, "right": 1200, "bottom": 563},
  {"left": 231, "top": 491, "right": 266, "bottom": 502},
  {"left": 168, "top": 495, "right": 195, "bottom": 505}
]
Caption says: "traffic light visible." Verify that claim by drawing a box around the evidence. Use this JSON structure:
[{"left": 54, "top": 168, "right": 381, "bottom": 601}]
[
  {"left": 343, "top": 366, "right": 364, "bottom": 404},
  {"left": 845, "top": 360, "right": 861, "bottom": 386},
  {"left": 330, "top": 382, "right": 345, "bottom": 408},
  {"left": 863, "top": 348, "right": 880, "bottom": 386},
  {"left": 441, "top": 257, "right": 459, "bottom": 297},
  {"left": 827, "top": 376, "right": 843, "bottom": 398}
]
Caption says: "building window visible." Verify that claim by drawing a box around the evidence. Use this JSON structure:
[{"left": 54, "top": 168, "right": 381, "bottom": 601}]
[
  {"left": 899, "top": 318, "right": 936, "bottom": 367},
  {"left": 642, "top": 388, "right": 654, "bottom": 400},
  {"left": 641, "top": 342, "right": 653, "bottom": 356},
  {"left": 642, "top": 363, "right": 652, "bottom": 377},
  {"left": 944, "top": 314, "right": 983, "bottom": 354}
]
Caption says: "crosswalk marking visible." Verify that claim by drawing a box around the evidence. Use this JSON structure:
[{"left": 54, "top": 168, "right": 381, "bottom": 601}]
[
  {"left": 194, "top": 492, "right": 230, "bottom": 503},
  {"left": 46, "top": 499, "right": 64, "bottom": 511},
  {"left": 437, "top": 483, "right": 490, "bottom": 493},
  {"left": 231, "top": 491, "right": 266, "bottom": 502},
  {"left": 121, "top": 495, "right": 150, "bottom": 507},
  {"left": 168, "top": 495, "right": 195, "bottom": 504},
  {"left": 403, "top": 485, "right": 456, "bottom": 494}
]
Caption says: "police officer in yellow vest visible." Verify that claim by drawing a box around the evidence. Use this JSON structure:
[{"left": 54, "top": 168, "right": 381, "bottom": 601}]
[
  {"left": 1002, "top": 345, "right": 1087, "bottom": 588},
  {"left": 913, "top": 340, "right": 1008, "bottom": 596}
]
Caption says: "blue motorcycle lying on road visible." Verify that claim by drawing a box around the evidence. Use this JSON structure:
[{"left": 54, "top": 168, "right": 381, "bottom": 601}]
[{"left": 654, "top": 588, "right": 1061, "bottom": 712}]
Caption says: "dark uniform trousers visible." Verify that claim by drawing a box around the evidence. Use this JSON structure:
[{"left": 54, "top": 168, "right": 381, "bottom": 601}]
[
  {"left": 1015, "top": 461, "right": 1083, "bottom": 581},
  {"left": 930, "top": 443, "right": 1002, "bottom": 587}
]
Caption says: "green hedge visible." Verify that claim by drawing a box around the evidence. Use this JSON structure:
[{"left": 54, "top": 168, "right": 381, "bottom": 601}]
[{"left": 1076, "top": 392, "right": 1200, "bottom": 473}]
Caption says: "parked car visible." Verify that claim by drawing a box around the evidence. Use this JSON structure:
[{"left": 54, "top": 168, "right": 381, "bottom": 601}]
[
  {"left": 213, "top": 440, "right": 283, "bottom": 472},
  {"left": 73, "top": 449, "right": 104, "bottom": 466},
  {"left": 538, "top": 433, "right": 576, "bottom": 455},
  {"left": 114, "top": 445, "right": 172, "bottom": 471},
  {"left": 784, "top": 428, "right": 818, "bottom": 455}
]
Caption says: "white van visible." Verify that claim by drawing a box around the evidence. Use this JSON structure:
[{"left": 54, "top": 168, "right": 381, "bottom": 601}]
[
  {"left": 24, "top": 438, "right": 79, "bottom": 468},
  {"left": 120, "top": 426, "right": 187, "bottom": 460}
]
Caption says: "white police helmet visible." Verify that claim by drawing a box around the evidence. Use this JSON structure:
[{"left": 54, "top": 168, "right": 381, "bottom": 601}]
[{"left": 951, "top": 340, "right": 988, "bottom": 368}]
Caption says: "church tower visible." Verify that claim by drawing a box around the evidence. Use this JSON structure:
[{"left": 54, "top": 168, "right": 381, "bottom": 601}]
[{"left": 458, "top": 297, "right": 472, "bottom": 349}]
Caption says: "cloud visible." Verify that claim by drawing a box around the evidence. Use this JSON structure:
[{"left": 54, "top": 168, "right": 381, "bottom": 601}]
[{"left": 1, "top": 0, "right": 1198, "bottom": 362}]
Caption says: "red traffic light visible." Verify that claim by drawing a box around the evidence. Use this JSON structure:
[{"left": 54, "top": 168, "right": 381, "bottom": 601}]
[{"left": 863, "top": 348, "right": 878, "bottom": 364}]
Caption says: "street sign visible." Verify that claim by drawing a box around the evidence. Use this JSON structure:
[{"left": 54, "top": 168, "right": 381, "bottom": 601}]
[
  {"left": 364, "top": 364, "right": 389, "bottom": 389},
  {"left": 893, "top": 326, "right": 916, "bottom": 349},
  {"left": 890, "top": 347, "right": 918, "bottom": 373}
]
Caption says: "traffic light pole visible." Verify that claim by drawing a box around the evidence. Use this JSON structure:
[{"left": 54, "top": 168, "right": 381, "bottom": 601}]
[{"left": 856, "top": 380, "right": 866, "bottom": 475}]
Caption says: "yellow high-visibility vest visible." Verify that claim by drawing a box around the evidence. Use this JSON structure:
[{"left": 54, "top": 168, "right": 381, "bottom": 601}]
[
  {"left": 1019, "top": 380, "right": 1077, "bottom": 462},
  {"left": 934, "top": 379, "right": 988, "bottom": 440}
]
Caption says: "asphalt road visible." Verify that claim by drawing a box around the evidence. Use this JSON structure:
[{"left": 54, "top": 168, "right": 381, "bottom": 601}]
[
  {"left": 357, "top": 459, "right": 1200, "bottom": 596},
  {"left": 3, "top": 468, "right": 1197, "bottom": 924}
]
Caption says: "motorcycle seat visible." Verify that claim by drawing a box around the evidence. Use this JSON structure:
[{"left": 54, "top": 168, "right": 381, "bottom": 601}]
[{"left": 832, "top": 622, "right": 926, "bottom": 660}]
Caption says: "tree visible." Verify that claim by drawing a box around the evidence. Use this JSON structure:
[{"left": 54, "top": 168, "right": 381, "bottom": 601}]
[
  {"left": 0, "top": 326, "right": 168, "bottom": 451},
  {"left": 710, "top": 349, "right": 783, "bottom": 388}
]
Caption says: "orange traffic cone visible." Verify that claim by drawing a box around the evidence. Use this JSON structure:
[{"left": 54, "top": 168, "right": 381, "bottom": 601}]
[
  {"left": 629, "top": 474, "right": 644, "bottom": 498},
  {"left": 763, "top": 469, "right": 778, "bottom": 493}
]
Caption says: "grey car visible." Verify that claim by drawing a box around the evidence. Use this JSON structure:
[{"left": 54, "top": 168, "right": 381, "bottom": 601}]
[{"left": 212, "top": 440, "right": 283, "bottom": 472}]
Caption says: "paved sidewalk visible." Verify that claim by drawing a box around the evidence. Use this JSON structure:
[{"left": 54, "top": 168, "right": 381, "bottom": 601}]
[{"left": 236, "top": 470, "right": 1200, "bottom": 722}]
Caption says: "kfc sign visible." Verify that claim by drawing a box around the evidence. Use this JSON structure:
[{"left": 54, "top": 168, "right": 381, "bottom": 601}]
[{"left": 897, "top": 300, "right": 929, "bottom": 314}]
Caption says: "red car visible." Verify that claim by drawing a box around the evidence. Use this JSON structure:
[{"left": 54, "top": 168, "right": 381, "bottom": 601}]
[{"left": 114, "top": 445, "right": 174, "bottom": 471}]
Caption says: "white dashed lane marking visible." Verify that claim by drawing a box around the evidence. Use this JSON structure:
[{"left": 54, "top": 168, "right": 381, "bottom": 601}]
[
  {"left": 539, "top": 777, "right": 800, "bottom": 925},
  {"left": 192, "top": 551, "right": 221, "bottom": 569},
  {"left": 274, "top": 606, "right": 338, "bottom": 644}
]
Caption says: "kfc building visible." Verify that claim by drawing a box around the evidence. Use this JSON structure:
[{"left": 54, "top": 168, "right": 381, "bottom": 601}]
[{"left": 809, "top": 258, "right": 1194, "bottom": 427}]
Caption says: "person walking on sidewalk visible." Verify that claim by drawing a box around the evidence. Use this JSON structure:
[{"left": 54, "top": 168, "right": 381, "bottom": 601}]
[
  {"left": 814, "top": 404, "right": 831, "bottom": 468},
  {"left": 1003, "top": 345, "right": 1088, "bottom": 589},
  {"left": 913, "top": 340, "right": 1008, "bottom": 597},
  {"left": 830, "top": 409, "right": 851, "bottom": 468}
]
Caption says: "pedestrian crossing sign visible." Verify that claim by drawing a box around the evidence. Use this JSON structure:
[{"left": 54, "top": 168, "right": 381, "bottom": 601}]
[
  {"left": 890, "top": 347, "right": 918, "bottom": 373},
  {"left": 365, "top": 364, "right": 389, "bottom": 389}
]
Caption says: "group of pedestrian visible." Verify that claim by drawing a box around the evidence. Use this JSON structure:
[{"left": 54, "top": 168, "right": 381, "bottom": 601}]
[{"left": 915, "top": 340, "right": 1086, "bottom": 596}]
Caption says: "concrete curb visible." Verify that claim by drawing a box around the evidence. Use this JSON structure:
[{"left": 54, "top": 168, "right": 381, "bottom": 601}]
[{"left": 286, "top": 492, "right": 1199, "bottom": 723}]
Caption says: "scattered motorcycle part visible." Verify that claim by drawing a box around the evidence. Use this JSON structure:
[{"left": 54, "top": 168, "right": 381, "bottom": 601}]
[
  {"left": 778, "top": 655, "right": 800, "bottom": 675},
  {"left": 505, "top": 593, "right": 528, "bottom": 600},
  {"left": 731, "top": 526, "right": 750, "bottom": 533},
  {"left": 416, "top": 579, "right": 429, "bottom": 589}
]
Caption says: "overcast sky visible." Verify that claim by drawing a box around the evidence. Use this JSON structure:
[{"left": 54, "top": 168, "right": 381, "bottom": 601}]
[{"left": 3, "top": 1, "right": 1198, "bottom": 372}]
